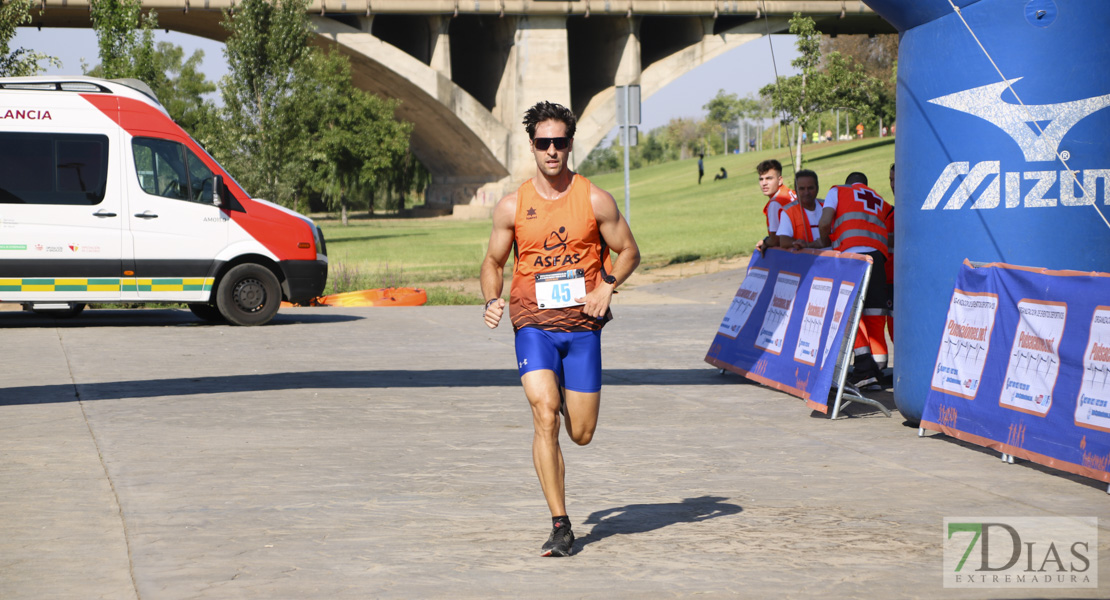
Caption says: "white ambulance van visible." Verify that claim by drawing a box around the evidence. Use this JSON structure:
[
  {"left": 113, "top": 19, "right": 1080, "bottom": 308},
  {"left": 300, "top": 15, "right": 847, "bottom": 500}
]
[{"left": 0, "top": 76, "right": 327, "bottom": 325}]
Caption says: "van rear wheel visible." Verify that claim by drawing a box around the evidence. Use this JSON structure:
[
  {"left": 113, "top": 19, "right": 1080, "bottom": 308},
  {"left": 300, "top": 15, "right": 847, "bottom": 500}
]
[
  {"left": 216, "top": 264, "right": 281, "bottom": 326},
  {"left": 188, "top": 303, "right": 225, "bottom": 322}
]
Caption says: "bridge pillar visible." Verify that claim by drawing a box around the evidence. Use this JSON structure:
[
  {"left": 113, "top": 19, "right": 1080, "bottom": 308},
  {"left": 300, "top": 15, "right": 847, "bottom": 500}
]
[
  {"left": 428, "top": 15, "right": 451, "bottom": 79},
  {"left": 569, "top": 17, "right": 642, "bottom": 167},
  {"left": 614, "top": 18, "right": 642, "bottom": 87},
  {"left": 500, "top": 15, "right": 572, "bottom": 184},
  {"left": 444, "top": 15, "right": 574, "bottom": 217}
]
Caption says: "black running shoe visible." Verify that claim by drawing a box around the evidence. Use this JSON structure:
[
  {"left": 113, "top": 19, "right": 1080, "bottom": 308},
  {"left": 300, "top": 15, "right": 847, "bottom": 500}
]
[{"left": 540, "top": 522, "right": 574, "bottom": 557}]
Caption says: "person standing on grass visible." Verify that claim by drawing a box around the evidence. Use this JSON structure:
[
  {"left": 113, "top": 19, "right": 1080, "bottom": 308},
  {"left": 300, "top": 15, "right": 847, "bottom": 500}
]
[{"left": 480, "top": 100, "right": 640, "bottom": 557}]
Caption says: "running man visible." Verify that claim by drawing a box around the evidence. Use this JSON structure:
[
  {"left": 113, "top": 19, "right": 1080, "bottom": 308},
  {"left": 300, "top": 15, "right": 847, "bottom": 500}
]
[{"left": 480, "top": 101, "right": 641, "bottom": 557}]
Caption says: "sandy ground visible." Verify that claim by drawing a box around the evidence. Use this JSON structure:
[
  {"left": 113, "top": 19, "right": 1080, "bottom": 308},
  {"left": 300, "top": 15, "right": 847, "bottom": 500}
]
[{"left": 2, "top": 300, "right": 1106, "bottom": 599}]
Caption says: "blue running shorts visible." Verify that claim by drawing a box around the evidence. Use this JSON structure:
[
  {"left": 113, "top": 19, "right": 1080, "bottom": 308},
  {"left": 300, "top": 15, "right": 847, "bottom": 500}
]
[{"left": 514, "top": 327, "right": 603, "bottom": 393}]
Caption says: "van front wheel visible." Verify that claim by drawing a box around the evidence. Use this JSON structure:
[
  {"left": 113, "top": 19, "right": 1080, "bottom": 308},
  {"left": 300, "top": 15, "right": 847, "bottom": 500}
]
[{"left": 216, "top": 264, "right": 281, "bottom": 326}]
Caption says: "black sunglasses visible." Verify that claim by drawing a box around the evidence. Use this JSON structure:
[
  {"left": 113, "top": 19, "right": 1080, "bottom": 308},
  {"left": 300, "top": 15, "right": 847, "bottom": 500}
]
[{"left": 533, "top": 137, "right": 570, "bottom": 151}]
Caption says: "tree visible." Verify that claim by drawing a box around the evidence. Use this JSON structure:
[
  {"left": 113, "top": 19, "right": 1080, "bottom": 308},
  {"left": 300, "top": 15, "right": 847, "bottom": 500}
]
[
  {"left": 0, "top": 0, "right": 60, "bottom": 76},
  {"left": 638, "top": 130, "right": 669, "bottom": 165},
  {"left": 703, "top": 89, "right": 741, "bottom": 125},
  {"left": 760, "top": 14, "right": 882, "bottom": 168},
  {"left": 663, "top": 117, "right": 701, "bottom": 160},
  {"left": 205, "top": 0, "right": 414, "bottom": 214},
  {"left": 89, "top": 0, "right": 160, "bottom": 84},
  {"left": 379, "top": 150, "right": 430, "bottom": 214},
  {"left": 294, "top": 49, "right": 412, "bottom": 223},
  {"left": 87, "top": 41, "right": 217, "bottom": 137},
  {"left": 578, "top": 142, "right": 621, "bottom": 177},
  {"left": 208, "top": 0, "right": 315, "bottom": 209},
  {"left": 822, "top": 34, "right": 898, "bottom": 129},
  {"left": 150, "top": 42, "right": 217, "bottom": 136},
  {"left": 703, "top": 89, "right": 743, "bottom": 153}
]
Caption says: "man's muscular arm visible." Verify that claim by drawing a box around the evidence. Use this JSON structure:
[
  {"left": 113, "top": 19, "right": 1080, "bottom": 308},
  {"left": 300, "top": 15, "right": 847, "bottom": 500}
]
[
  {"left": 480, "top": 194, "right": 516, "bottom": 329},
  {"left": 576, "top": 185, "right": 640, "bottom": 319}
]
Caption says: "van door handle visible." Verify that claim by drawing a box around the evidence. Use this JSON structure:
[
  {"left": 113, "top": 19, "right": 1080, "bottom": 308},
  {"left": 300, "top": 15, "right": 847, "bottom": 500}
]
[
  {"left": 133, "top": 211, "right": 159, "bottom": 219},
  {"left": 93, "top": 209, "right": 117, "bottom": 218}
]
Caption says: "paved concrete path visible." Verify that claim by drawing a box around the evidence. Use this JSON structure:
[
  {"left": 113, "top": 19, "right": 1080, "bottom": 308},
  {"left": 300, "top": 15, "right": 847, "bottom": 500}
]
[{"left": 2, "top": 271, "right": 1108, "bottom": 599}]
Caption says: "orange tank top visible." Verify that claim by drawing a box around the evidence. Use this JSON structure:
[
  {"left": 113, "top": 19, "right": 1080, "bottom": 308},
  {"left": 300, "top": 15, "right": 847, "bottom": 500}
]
[{"left": 510, "top": 174, "right": 613, "bottom": 332}]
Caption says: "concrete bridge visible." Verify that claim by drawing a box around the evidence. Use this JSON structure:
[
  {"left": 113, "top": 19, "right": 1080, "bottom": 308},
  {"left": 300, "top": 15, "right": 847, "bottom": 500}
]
[{"left": 27, "top": 1, "right": 893, "bottom": 213}]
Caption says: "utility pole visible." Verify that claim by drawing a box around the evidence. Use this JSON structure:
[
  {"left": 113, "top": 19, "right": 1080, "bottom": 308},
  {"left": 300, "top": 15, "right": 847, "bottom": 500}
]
[{"left": 616, "top": 85, "right": 640, "bottom": 225}]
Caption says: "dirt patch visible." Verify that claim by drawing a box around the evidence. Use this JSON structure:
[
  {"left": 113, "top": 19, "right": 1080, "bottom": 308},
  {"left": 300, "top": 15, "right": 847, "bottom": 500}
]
[
  {"left": 410, "top": 255, "right": 755, "bottom": 303},
  {"left": 407, "top": 279, "right": 485, "bottom": 300},
  {"left": 622, "top": 255, "right": 753, "bottom": 288}
]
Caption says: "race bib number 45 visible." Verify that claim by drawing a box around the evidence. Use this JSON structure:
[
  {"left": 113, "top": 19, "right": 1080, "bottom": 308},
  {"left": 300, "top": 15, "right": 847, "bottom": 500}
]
[{"left": 536, "top": 269, "right": 586, "bottom": 309}]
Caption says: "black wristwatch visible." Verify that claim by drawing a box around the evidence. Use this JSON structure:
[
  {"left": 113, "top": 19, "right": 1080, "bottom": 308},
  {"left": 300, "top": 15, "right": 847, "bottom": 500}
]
[{"left": 601, "top": 274, "right": 617, "bottom": 286}]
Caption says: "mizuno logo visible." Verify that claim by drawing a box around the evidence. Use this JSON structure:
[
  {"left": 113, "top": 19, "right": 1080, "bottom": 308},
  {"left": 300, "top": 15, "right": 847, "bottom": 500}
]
[
  {"left": 922, "top": 162, "right": 1109, "bottom": 210},
  {"left": 929, "top": 78, "right": 1110, "bottom": 162}
]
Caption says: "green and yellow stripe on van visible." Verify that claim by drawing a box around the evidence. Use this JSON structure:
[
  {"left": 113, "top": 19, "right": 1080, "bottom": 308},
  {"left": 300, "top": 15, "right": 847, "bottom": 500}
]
[{"left": 0, "top": 277, "right": 215, "bottom": 292}]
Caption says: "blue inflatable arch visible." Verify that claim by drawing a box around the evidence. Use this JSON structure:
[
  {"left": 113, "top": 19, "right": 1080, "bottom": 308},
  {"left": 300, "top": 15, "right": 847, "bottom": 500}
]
[{"left": 864, "top": 0, "right": 1110, "bottom": 421}]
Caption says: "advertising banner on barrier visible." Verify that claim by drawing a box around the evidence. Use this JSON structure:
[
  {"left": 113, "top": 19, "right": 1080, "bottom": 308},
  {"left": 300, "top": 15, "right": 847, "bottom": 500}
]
[
  {"left": 922, "top": 261, "right": 1110, "bottom": 483},
  {"left": 705, "top": 248, "right": 872, "bottom": 413}
]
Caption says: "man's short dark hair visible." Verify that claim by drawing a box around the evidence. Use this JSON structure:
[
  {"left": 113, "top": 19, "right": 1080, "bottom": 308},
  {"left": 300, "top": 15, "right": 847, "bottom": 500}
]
[
  {"left": 795, "top": 169, "right": 819, "bottom": 189},
  {"left": 756, "top": 159, "right": 783, "bottom": 176},
  {"left": 845, "top": 172, "right": 868, "bottom": 186},
  {"left": 523, "top": 101, "right": 577, "bottom": 140}
]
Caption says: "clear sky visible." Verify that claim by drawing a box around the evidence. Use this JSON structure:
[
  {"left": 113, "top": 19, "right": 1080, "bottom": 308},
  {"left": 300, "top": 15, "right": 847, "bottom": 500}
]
[
  {"left": 12, "top": 27, "right": 230, "bottom": 90},
  {"left": 13, "top": 26, "right": 800, "bottom": 134}
]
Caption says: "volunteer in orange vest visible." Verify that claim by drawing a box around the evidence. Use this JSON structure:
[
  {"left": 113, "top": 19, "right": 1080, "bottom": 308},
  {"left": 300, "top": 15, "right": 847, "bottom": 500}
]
[
  {"left": 754, "top": 159, "right": 796, "bottom": 253},
  {"left": 775, "top": 169, "right": 823, "bottom": 249},
  {"left": 818, "top": 172, "right": 892, "bottom": 389},
  {"left": 480, "top": 101, "right": 641, "bottom": 557},
  {"left": 884, "top": 163, "right": 896, "bottom": 345}
]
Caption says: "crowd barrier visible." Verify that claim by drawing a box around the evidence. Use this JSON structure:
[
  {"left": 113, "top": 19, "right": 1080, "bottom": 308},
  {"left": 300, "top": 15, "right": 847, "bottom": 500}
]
[
  {"left": 921, "top": 260, "right": 1110, "bottom": 488},
  {"left": 705, "top": 248, "right": 888, "bottom": 418}
]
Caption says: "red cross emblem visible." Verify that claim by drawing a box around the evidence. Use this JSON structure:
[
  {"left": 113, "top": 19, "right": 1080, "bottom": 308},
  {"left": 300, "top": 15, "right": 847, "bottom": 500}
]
[{"left": 855, "top": 188, "right": 884, "bottom": 213}]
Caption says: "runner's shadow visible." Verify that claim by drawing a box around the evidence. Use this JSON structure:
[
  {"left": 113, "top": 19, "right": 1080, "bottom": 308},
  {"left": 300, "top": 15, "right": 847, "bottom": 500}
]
[{"left": 575, "top": 496, "right": 742, "bottom": 551}]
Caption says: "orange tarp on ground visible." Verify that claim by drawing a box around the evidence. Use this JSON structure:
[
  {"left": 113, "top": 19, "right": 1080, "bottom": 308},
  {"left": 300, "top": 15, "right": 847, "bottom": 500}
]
[{"left": 283, "top": 288, "right": 427, "bottom": 308}]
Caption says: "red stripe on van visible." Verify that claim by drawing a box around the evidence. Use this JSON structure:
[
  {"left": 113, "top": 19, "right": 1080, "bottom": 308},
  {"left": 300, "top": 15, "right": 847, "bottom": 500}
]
[{"left": 80, "top": 93, "right": 317, "bottom": 262}]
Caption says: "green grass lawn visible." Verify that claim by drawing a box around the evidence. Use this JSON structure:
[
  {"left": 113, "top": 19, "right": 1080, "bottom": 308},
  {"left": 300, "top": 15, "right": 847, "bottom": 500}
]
[
  {"left": 318, "top": 137, "right": 895, "bottom": 302},
  {"left": 587, "top": 137, "right": 895, "bottom": 267},
  {"left": 321, "top": 218, "right": 491, "bottom": 287}
]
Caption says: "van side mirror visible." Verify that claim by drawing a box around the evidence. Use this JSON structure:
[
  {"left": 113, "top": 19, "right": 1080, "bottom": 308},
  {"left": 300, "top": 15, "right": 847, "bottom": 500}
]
[{"left": 211, "top": 175, "right": 223, "bottom": 207}]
